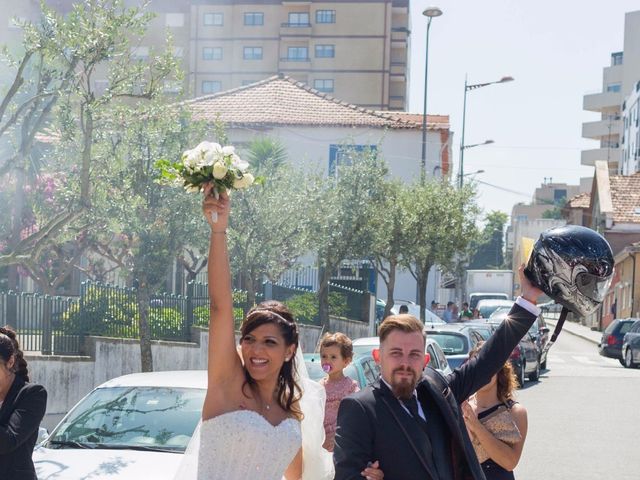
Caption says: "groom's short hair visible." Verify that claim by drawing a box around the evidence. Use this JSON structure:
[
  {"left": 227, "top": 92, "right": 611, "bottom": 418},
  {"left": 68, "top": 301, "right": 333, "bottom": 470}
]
[{"left": 379, "top": 314, "right": 425, "bottom": 344}]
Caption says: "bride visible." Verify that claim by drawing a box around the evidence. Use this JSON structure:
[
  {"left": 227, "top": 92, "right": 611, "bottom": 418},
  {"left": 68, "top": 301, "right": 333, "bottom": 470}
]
[{"left": 178, "top": 184, "right": 333, "bottom": 480}]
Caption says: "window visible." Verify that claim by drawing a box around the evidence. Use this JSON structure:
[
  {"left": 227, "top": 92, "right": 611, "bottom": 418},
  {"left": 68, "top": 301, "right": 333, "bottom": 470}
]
[
  {"left": 553, "top": 189, "right": 567, "bottom": 202},
  {"left": 287, "top": 47, "right": 309, "bottom": 61},
  {"left": 314, "top": 79, "right": 333, "bottom": 92},
  {"left": 202, "top": 47, "right": 222, "bottom": 60},
  {"left": 328, "top": 144, "right": 377, "bottom": 177},
  {"left": 315, "top": 44, "right": 335, "bottom": 58},
  {"left": 244, "top": 12, "right": 264, "bottom": 25},
  {"left": 607, "top": 83, "right": 621, "bottom": 93},
  {"left": 165, "top": 13, "right": 185, "bottom": 27},
  {"left": 288, "top": 12, "right": 310, "bottom": 26},
  {"left": 516, "top": 214, "right": 528, "bottom": 222},
  {"left": 612, "top": 52, "right": 623, "bottom": 66},
  {"left": 203, "top": 12, "right": 223, "bottom": 26},
  {"left": 131, "top": 46, "right": 149, "bottom": 61},
  {"left": 316, "top": 9, "right": 336, "bottom": 23},
  {"left": 243, "top": 47, "right": 263, "bottom": 60},
  {"left": 202, "top": 80, "right": 222, "bottom": 94}
]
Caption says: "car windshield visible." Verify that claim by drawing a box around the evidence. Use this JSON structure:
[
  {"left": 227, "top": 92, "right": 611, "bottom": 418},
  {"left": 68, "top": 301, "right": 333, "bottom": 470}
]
[
  {"left": 353, "top": 344, "right": 377, "bottom": 357},
  {"left": 46, "top": 386, "right": 205, "bottom": 453},
  {"left": 427, "top": 333, "right": 468, "bottom": 355},
  {"left": 479, "top": 302, "right": 513, "bottom": 319}
]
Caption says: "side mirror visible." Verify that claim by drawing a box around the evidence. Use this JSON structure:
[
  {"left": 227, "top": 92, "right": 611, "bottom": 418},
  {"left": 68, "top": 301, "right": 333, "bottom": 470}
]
[{"left": 37, "top": 427, "right": 49, "bottom": 445}]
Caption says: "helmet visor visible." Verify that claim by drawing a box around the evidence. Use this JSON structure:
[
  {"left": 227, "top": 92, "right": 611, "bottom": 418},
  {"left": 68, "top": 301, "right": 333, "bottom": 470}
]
[{"left": 575, "top": 271, "right": 613, "bottom": 302}]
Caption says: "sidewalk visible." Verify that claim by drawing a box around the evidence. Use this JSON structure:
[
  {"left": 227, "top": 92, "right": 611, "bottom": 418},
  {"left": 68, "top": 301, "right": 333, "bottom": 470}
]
[{"left": 546, "top": 317, "right": 602, "bottom": 345}]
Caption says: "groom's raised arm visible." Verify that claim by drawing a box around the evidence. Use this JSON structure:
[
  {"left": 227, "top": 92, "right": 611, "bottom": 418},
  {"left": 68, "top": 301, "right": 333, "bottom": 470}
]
[{"left": 333, "top": 397, "right": 374, "bottom": 480}]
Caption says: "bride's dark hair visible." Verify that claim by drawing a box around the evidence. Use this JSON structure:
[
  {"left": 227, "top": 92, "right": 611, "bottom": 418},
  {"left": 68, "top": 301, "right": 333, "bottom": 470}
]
[{"left": 240, "top": 301, "right": 303, "bottom": 420}]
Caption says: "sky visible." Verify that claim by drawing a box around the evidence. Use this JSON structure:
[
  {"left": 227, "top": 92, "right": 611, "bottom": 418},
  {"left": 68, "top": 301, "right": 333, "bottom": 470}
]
[{"left": 407, "top": 0, "right": 640, "bottom": 222}]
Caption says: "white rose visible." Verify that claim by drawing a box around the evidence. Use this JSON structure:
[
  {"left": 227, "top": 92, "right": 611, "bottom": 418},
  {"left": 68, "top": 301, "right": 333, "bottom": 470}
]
[
  {"left": 213, "top": 161, "right": 228, "bottom": 179},
  {"left": 200, "top": 149, "right": 216, "bottom": 167},
  {"left": 183, "top": 150, "right": 200, "bottom": 172},
  {"left": 222, "top": 145, "right": 235, "bottom": 156},
  {"left": 231, "top": 153, "right": 249, "bottom": 172},
  {"left": 233, "top": 173, "right": 254, "bottom": 189}
]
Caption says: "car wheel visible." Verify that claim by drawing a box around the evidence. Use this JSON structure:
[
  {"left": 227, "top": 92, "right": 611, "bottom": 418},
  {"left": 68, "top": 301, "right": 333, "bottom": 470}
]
[
  {"left": 624, "top": 348, "right": 637, "bottom": 368},
  {"left": 619, "top": 358, "right": 626, "bottom": 367},
  {"left": 528, "top": 359, "right": 540, "bottom": 381},
  {"left": 541, "top": 358, "right": 547, "bottom": 370},
  {"left": 517, "top": 362, "right": 526, "bottom": 387}
]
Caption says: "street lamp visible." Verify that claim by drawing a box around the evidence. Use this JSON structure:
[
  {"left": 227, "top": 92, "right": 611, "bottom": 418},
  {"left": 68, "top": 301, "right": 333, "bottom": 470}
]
[
  {"left": 461, "top": 139, "right": 494, "bottom": 150},
  {"left": 458, "top": 75, "right": 513, "bottom": 188},
  {"left": 420, "top": 6, "right": 443, "bottom": 184},
  {"left": 461, "top": 169, "right": 485, "bottom": 177}
]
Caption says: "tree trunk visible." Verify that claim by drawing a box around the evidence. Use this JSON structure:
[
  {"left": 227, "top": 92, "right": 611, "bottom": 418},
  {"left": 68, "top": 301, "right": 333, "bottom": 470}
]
[
  {"left": 383, "top": 259, "right": 397, "bottom": 319},
  {"left": 318, "top": 262, "right": 331, "bottom": 328},
  {"left": 136, "top": 276, "right": 154, "bottom": 372},
  {"left": 8, "top": 165, "right": 25, "bottom": 290},
  {"left": 246, "top": 274, "right": 256, "bottom": 311},
  {"left": 417, "top": 264, "right": 431, "bottom": 322}
]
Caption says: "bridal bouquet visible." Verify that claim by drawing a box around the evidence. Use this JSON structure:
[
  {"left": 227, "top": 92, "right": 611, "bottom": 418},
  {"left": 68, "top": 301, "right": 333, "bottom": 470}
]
[{"left": 156, "top": 141, "right": 258, "bottom": 221}]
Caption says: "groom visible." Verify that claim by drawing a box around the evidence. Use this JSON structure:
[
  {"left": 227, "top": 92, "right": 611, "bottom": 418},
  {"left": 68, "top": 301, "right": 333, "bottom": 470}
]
[{"left": 333, "top": 268, "right": 542, "bottom": 480}]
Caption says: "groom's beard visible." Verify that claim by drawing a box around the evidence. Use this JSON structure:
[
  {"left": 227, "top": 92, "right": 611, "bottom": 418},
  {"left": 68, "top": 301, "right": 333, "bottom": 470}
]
[{"left": 390, "top": 366, "right": 419, "bottom": 400}]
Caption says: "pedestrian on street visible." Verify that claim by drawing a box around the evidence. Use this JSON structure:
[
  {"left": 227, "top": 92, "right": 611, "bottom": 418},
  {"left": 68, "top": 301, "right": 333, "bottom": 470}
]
[
  {"left": 333, "top": 266, "right": 542, "bottom": 480},
  {"left": 460, "top": 302, "right": 474, "bottom": 321},
  {"left": 442, "top": 301, "right": 455, "bottom": 323},
  {"left": 0, "top": 326, "right": 47, "bottom": 480},
  {"left": 462, "top": 341, "right": 528, "bottom": 480}
]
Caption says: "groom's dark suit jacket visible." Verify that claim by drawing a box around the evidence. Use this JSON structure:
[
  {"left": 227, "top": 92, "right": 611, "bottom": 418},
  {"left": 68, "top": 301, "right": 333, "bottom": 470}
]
[{"left": 333, "top": 302, "right": 537, "bottom": 480}]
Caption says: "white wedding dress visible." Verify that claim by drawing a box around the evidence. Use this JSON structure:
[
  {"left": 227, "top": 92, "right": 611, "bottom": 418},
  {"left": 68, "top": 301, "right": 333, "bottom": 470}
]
[{"left": 196, "top": 410, "right": 301, "bottom": 479}]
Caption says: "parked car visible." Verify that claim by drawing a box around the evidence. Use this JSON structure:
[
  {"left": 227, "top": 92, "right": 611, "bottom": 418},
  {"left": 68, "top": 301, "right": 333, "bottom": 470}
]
[
  {"left": 621, "top": 319, "right": 640, "bottom": 368},
  {"left": 34, "top": 371, "right": 207, "bottom": 479},
  {"left": 352, "top": 336, "right": 452, "bottom": 376},
  {"left": 376, "top": 299, "right": 445, "bottom": 325},
  {"left": 424, "top": 324, "right": 485, "bottom": 370},
  {"left": 490, "top": 306, "right": 550, "bottom": 370},
  {"left": 598, "top": 318, "right": 639, "bottom": 365},
  {"left": 304, "top": 352, "right": 380, "bottom": 388},
  {"left": 469, "top": 292, "right": 510, "bottom": 310},
  {"left": 476, "top": 299, "right": 516, "bottom": 319},
  {"left": 455, "top": 322, "right": 496, "bottom": 341}
]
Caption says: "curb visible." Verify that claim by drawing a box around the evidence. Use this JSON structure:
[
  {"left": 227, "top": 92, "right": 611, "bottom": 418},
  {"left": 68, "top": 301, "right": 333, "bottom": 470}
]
[{"left": 546, "top": 319, "right": 600, "bottom": 346}]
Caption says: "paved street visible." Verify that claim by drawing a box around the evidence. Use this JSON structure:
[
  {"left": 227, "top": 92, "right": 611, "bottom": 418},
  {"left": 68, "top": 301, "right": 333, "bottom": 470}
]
[{"left": 515, "top": 330, "right": 640, "bottom": 480}]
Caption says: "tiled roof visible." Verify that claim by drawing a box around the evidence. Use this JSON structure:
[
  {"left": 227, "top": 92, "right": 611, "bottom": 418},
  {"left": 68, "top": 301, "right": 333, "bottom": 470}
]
[
  {"left": 566, "top": 192, "right": 591, "bottom": 209},
  {"left": 379, "top": 112, "right": 450, "bottom": 129},
  {"left": 184, "top": 75, "right": 447, "bottom": 130},
  {"left": 609, "top": 173, "right": 640, "bottom": 223}
]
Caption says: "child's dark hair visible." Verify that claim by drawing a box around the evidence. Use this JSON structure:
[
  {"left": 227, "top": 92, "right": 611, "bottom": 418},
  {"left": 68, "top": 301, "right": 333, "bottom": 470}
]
[
  {"left": 0, "top": 325, "right": 29, "bottom": 382},
  {"left": 320, "top": 332, "right": 354, "bottom": 360}
]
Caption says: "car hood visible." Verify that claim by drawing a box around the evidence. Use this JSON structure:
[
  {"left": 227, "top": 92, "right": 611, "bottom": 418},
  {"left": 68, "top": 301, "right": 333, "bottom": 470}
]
[{"left": 34, "top": 446, "right": 182, "bottom": 479}]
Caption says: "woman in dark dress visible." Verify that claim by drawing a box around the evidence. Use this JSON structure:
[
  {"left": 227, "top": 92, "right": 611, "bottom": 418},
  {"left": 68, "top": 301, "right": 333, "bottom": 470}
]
[
  {"left": 462, "top": 341, "right": 528, "bottom": 480},
  {"left": 0, "top": 326, "right": 47, "bottom": 480}
]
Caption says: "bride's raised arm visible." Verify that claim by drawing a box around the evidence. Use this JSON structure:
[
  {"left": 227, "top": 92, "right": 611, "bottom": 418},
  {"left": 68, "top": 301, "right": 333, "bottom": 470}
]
[{"left": 201, "top": 184, "right": 241, "bottom": 419}]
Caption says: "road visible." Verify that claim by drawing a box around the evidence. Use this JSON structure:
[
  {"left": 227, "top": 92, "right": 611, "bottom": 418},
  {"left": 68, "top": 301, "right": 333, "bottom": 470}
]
[{"left": 515, "top": 332, "right": 640, "bottom": 480}]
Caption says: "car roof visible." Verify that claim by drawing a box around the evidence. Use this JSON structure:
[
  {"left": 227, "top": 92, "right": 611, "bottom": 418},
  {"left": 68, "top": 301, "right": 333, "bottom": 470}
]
[
  {"left": 98, "top": 370, "right": 207, "bottom": 390},
  {"left": 476, "top": 299, "right": 514, "bottom": 307}
]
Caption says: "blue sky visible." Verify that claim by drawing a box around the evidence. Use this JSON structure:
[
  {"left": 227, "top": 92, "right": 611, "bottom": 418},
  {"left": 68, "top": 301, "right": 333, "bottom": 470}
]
[{"left": 407, "top": 0, "right": 640, "bottom": 222}]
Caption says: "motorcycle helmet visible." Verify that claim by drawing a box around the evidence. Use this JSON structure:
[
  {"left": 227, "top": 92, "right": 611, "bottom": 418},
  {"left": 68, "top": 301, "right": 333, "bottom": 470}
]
[{"left": 525, "top": 225, "right": 614, "bottom": 317}]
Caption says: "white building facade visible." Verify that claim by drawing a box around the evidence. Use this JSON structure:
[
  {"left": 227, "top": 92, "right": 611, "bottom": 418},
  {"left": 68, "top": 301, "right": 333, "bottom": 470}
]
[{"left": 621, "top": 80, "right": 640, "bottom": 175}]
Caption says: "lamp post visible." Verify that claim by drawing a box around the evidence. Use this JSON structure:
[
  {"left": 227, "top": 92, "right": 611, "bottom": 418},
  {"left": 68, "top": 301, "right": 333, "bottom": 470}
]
[
  {"left": 458, "top": 75, "right": 513, "bottom": 188},
  {"left": 420, "top": 6, "right": 443, "bottom": 184}
]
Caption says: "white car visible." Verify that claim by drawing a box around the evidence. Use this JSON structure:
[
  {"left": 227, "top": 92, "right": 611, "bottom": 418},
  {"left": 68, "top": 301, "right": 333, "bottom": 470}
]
[
  {"left": 390, "top": 300, "right": 445, "bottom": 325},
  {"left": 352, "top": 336, "right": 452, "bottom": 376},
  {"left": 34, "top": 371, "right": 206, "bottom": 480}
]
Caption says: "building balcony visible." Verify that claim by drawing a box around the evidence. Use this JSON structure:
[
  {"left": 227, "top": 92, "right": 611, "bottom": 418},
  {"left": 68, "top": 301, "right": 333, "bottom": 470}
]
[
  {"left": 390, "top": 29, "right": 409, "bottom": 43},
  {"left": 583, "top": 91, "right": 622, "bottom": 112},
  {"left": 389, "top": 95, "right": 405, "bottom": 109},
  {"left": 581, "top": 147, "right": 620, "bottom": 166},
  {"left": 278, "top": 57, "right": 311, "bottom": 69},
  {"left": 280, "top": 23, "right": 311, "bottom": 37},
  {"left": 390, "top": 62, "right": 407, "bottom": 76},
  {"left": 582, "top": 118, "right": 621, "bottom": 139}
]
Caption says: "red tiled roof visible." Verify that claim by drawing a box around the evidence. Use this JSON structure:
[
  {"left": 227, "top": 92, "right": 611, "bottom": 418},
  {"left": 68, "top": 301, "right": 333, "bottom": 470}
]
[
  {"left": 609, "top": 173, "right": 640, "bottom": 223},
  {"left": 184, "top": 75, "right": 447, "bottom": 130},
  {"left": 566, "top": 192, "right": 591, "bottom": 209},
  {"left": 380, "top": 112, "right": 450, "bottom": 129}
]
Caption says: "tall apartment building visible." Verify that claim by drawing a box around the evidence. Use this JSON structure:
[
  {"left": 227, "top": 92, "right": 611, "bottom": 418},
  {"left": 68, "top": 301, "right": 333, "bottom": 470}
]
[
  {"left": 2, "top": 1, "right": 410, "bottom": 110},
  {"left": 621, "top": 80, "right": 640, "bottom": 175},
  {"left": 582, "top": 10, "right": 640, "bottom": 174},
  {"left": 187, "top": 0, "right": 409, "bottom": 110}
]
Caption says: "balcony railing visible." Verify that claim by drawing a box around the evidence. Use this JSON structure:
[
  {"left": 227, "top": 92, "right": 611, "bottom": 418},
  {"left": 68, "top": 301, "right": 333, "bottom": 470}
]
[
  {"left": 280, "top": 57, "right": 311, "bottom": 62},
  {"left": 280, "top": 22, "right": 311, "bottom": 27}
]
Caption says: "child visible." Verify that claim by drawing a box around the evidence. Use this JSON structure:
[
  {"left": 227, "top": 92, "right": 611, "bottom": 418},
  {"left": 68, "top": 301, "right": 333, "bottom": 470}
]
[{"left": 319, "top": 332, "right": 359, "bottom": 452}]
